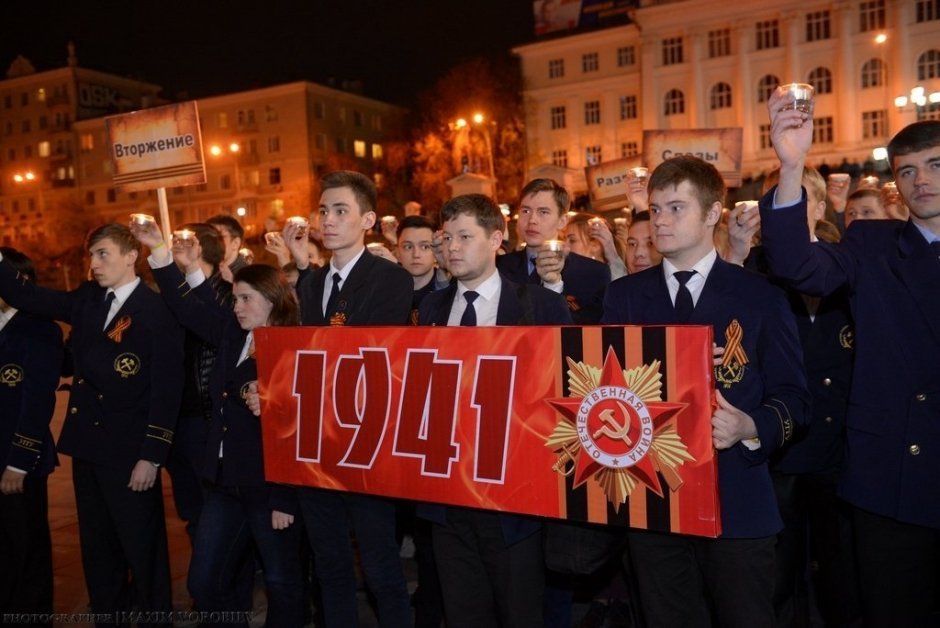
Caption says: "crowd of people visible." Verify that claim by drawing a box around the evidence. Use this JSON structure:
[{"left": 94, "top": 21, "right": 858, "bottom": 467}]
[{"left": 1, "top": 90, "right": 938, "bottom": 628}]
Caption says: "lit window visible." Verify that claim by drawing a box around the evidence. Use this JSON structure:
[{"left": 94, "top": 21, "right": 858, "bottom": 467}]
[
  {"left": 620, "top": 96, "right": 637, "bottom": 120},
  {"left": 808, "top": 67, "right": 833, "bottom": 94},
  {"left": 372, "top": 144, "right": 383, "bottom": 159},
  {"left": 354, "top": 140, "right": 367, "bottom": 158},
  {"left": 757, "top": 75, "right": 780, "bottom": 103},
  {"left": 806, "top": 11, "right": 831, "bottom": 42},
  {"left": 862, "top": 110, "right": 887, "bottom": 139},
  {"left": 81, "top": 133, "right": 95, "bottom": 151},
  {"left": 917, "top": 0, "right": 940, "bottom": 22},
  {"left": 708, "top": 29, "right": 731, "bottom": 58},
  {"left": 662, "top": 37, "right": 683, "bottom": 65},
  {"left": 861, "top": 59, "right": 885, "bottom": 88},
  {"left": 859, "top": 0, "right": 885, "bottom": 32},
  {"left": 620, "top": 142, "right": 639, "bottom": 158},
  {"left": 917, "top": 49, "right": 940, "bottom": 80},
  {"left": 584, "top": 101, "right": 601, "bottom": 125},
  {"left": 582, "top": 52, "right": 599, "bottom": 73},
  {"left": 664, "top": 89, "right": 685, "bottom": 116},
  {"left": 710, "top": 83, "right": 732, "bottom": 109},
  {"left": 36, "top": 88, "right": 46, "bottom": 102},
  {"left": 756, "top": 20, "right": 780, "bottom": 50},
  {"left": 617, "top": 46, "right": 635, "bottom": 67},
  {"left": 38, "top": 141, "right": 50, "bottom": 157},
  {"left": 813, "top": 116, "right": 834, "bottom": 143},
  {"left": 759, "top": 124, "right": 773, "bottom": 150},
  {"left": 585, "top": 145, "right": 602, "bottom": 165}
]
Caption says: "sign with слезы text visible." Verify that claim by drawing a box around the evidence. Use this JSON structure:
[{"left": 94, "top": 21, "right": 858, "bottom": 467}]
[
  {"left": 255, "top": 325, "right": 722, "bottom": 538},
  {"left": 105, "top": 101, "right": 206, "bottom": 193}
]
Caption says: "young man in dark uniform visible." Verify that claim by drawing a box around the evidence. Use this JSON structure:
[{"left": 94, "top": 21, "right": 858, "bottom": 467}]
[
  {"left": 0, "top": 225, "right": 183, "bottom": 627},
  {"left": 601, "top": 156, "right": 809, "bottom": 628},
  {"left": 0, "top": 248, "right": 63, "bottom": 624},
  {"left": 417, "top": 193, "right": 572, "bottom": 628},
  {"left": 762, "top": 94, "right": 940, "bottom": 626},
  {"left": 497, "top": 178, "right": 610, "bottom": 323},
  {"left": 282, "top": 170, "right": 414, "bottom": 628}
]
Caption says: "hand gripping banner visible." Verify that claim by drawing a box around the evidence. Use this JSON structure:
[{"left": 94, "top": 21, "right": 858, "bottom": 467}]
[{"left": 255, "top": 325, "right": 721, "bottom": 537}]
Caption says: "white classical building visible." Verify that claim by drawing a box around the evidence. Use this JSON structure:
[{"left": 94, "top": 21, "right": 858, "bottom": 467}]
[{"left": 514, "top": 0, "right": 940, "bottom": 191}]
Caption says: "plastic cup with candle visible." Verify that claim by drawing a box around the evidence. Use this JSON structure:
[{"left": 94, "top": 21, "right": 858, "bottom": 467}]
[
  {"left": 286, "top": 216, "right": 309, "bottom": 239},
  {"left": 780, "top": 83, "right": 815, "bottom": 114},
  {"left": 129, "top": 213, "right": 156, "bottom": 228},
  {"left": 173, "top": 229, "right": 196, "bottom": 248},
  {"left": 613, "top": 217, "right": 629, "bottom": 227},
  {"left": 628, "top": 167, "right": 649, "bottom": 185},
  {"left": 859, "top": 175, "right": 880, "bottom": 190},
  {"left": 543, "top": 239, "right": 565, "bottom": 257}
]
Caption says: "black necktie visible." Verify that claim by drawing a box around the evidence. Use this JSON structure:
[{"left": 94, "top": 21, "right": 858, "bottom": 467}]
[
  {"left": 99, "top": 291, "right": 115, "bottom": 331},
  {"left": 673, "top": 270, "right": 696, "bottom": 322},
  {"left": 460, "top": 291, "right": 479, "bottom": 327},
  {"left": 527, "top": 255, "right": 540, "bottom": 284},
  {"left": 325, "top": 272, "right": 341, "bottom": 316}
]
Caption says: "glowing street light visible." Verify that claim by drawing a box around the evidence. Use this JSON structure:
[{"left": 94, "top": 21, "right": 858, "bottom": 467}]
[{"left": 874, "top": 33, "right": 887, "bottom": 44}]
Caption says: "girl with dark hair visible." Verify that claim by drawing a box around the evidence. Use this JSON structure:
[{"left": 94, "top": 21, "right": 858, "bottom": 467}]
[{"left": 130, "top": 222, "right": 303, "bottom": 627}]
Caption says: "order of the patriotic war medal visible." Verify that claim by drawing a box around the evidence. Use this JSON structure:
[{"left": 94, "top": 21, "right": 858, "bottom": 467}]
[{"left": 544, "top": 347, "right": 693, "bottom": 510}]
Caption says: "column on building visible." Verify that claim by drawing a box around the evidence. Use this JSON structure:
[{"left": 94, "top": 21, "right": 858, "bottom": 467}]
[{"left": 834, "top": 2, "right": 858, "bottom": 149}]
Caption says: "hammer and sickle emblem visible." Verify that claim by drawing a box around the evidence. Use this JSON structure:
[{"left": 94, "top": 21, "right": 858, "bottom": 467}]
[{"left": 592, "top": 401, "right": 633, "bottom": 445}]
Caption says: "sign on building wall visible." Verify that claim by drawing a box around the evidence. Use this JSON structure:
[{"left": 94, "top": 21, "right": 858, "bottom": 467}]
[
  {"left": 105, "top": 101, "right": 206, "bottom": 192},
  {"left": 256, "top": 325, "right": 722, "bottom": 538},
  {"left": 643, "top": 128, "right": 744, "bottom": 187}
]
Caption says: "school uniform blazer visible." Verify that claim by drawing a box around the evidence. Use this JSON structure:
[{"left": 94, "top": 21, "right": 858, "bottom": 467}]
[
  {"left": 497, "top": 249, "right": 611, "bottom": 324},
  {"left": 295, "top": 251, "right": 413, "bottom": 326},
  {"left": 0, "top": 311, "right": 63, "bottom": 475},
  {"left": 415, "top": 274, "right": 572, "bottom": 545},
  {"left": 772, "top": 288, "right": 854, "bottom": 475},
  {"left": 744, "top": 247, "right": 855, "bottom": 475},
  {"left": 151, "top": 263, "right": 296, "bottom": 514},
  {"left": 0, "top": 262, "right": 183, "bottom": 473},
  {"left": 601, "top": 258, "right": 810, "bottom": 538},
  {"left": 760, "top": 190, "right": 940, "bottom": 529}
]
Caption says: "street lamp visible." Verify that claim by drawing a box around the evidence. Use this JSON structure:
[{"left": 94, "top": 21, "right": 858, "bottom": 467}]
[
  {"left": 208, "top": 142, "right": 244, "bottom": 214},
  {"left": 894, "top": 86, "right": 940, "bottom": 119}
]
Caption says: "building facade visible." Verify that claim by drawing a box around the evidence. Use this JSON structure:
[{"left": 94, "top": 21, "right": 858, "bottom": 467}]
[
  {"left": 0, "top": 53, "right": 161, "bottom": 245},
  {"left": 515, "top": 0, "right": 940, "bottom": 191},
  {"left": 74, "top": 81, "right": 404, "bottom": 241}
]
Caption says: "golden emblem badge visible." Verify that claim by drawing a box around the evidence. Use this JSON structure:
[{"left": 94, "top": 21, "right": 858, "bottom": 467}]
[
  {"left": 107, "top": 315, "right": 132, "bottom": 343},
  {"left": 1, "top": 363, "right": 24, "bottom": 387},
  {"left": 113, "top": 353, "right": 141, "bottom": 378},
  {"left": 715, "top": 319, "right": 748, "bottom": 388},
  {"left": 838, "top": 324, "right": 854, "bottom": 350},
  {"left": 544, "top": 347, "right": 693, "bottom": 511},
  {"left": 565, "top": 295, "right": 582, "bottom": 312}
]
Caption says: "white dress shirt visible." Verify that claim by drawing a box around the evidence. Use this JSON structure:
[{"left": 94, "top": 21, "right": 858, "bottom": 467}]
[{"left": 447, "top": 269, "right": 502, "bottom": 327}]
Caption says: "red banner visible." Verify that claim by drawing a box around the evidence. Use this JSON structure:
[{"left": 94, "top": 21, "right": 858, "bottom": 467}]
[{"left": 256, "top": 325, "right": 721, "bottom": 537}]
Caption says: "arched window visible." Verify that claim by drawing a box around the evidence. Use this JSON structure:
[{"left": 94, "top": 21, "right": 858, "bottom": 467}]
[
  {"left": 710, "top": 82, "right": 732, "bottom": 109},
  {"left": 918, "top": 49, "right": 940, "bottom": 80},
  {"left": 808, "top": 67, "right": 833, "bottom": 94},
  {"left": 757, "top": 75, "right": 780, "bottom": 103},
  {"left": 664, "top": 89, "right": 685, "bottom": 116},
  {"left": 861, "top": 58, "right": 885, "bottom": 88}
]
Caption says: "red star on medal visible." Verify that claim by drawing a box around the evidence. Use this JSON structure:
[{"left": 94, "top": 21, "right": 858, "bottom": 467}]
[{"left": 546, "top": 347, "right": 686, "bottom": 497}]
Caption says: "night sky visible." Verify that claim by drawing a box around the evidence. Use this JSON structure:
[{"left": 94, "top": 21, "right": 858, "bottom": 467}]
[{"left": 2, "top": 1, "right": 535, "bottom": 107}]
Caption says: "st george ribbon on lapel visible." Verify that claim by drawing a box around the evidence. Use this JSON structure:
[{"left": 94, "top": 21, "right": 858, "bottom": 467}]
[{"left": 673, "top": 270, "right": 696, "bottom": 322}]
